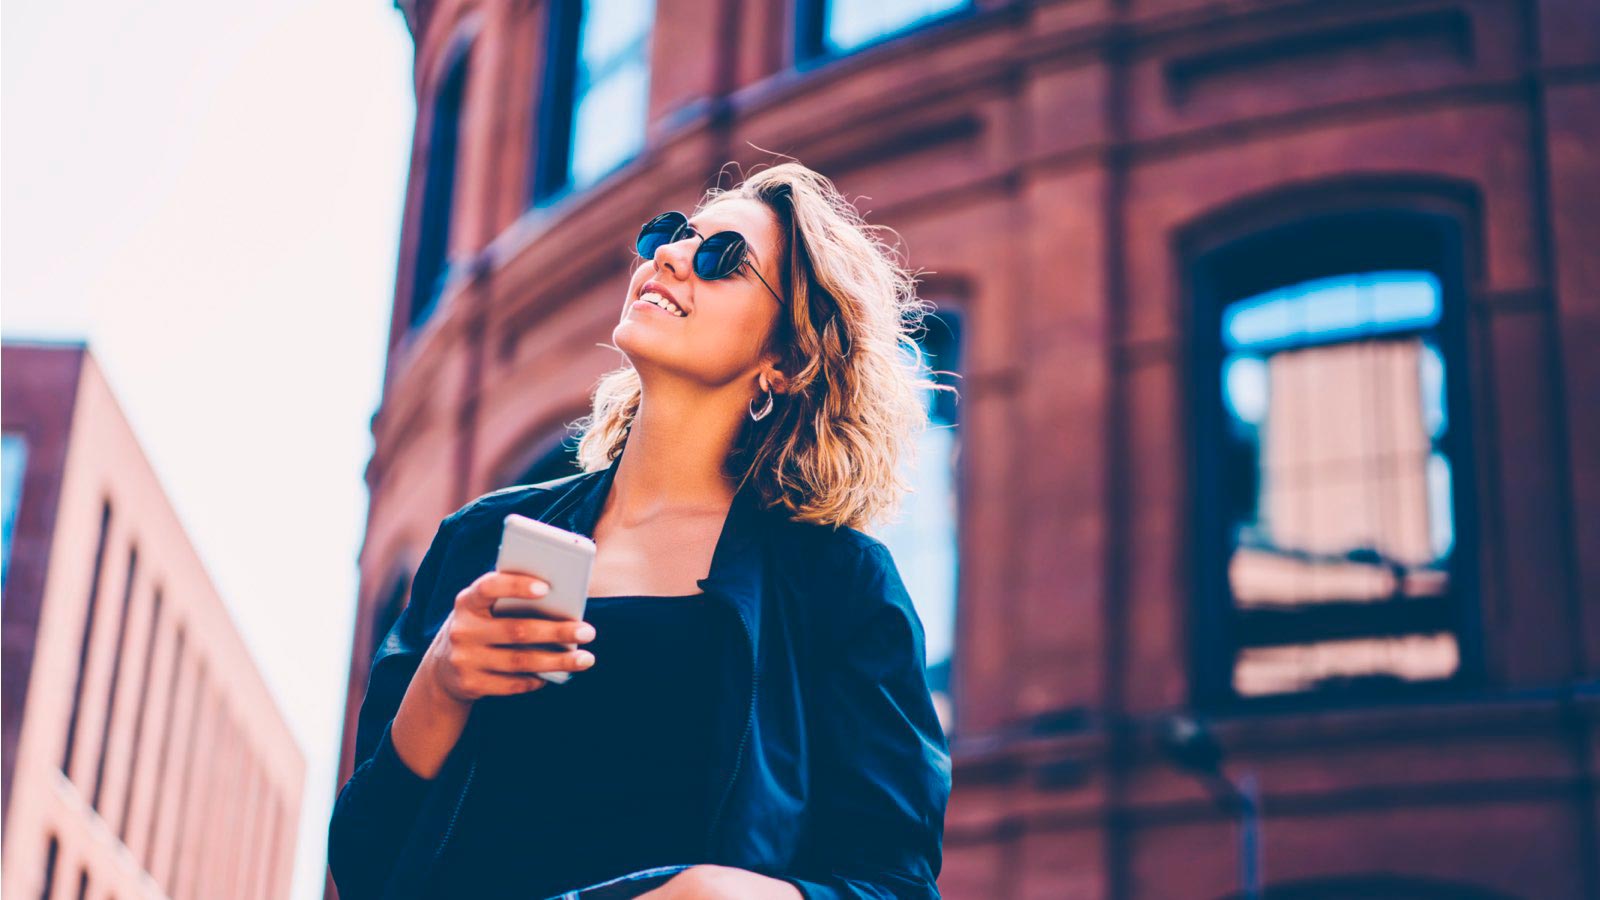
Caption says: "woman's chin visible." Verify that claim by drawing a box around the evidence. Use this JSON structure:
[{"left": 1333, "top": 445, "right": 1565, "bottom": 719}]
[{"left": 612, "top": 323, "right": 672, "bottom": 359}]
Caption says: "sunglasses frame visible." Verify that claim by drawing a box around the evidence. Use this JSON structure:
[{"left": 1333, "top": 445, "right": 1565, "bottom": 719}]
[{"left": 636, "top": 211, "right": 785, "bottom": 305}]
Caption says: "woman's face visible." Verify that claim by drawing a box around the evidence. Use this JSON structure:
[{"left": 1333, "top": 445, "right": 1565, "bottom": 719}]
[{"left": 614, "top": 198, "right": 786, "bottom": 389}]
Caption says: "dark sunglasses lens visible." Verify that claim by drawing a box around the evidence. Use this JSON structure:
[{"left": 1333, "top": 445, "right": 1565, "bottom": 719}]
[
  {"left": 637, "top": 213, "right": 686, "bottom": 259},
  {"left": 695, "top": 232, "right": 746, "bottom": 280}
]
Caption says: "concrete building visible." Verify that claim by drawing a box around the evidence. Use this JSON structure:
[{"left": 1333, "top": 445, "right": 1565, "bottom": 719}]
[
  {"left": 2, "top": 341, "right": 305, "bottom": 900},
  {"left": 335, "top": 0, "right": 1600, "bottom": 896}
]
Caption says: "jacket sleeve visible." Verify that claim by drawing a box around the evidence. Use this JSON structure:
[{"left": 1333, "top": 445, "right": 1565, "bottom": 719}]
[
  {"left": 327, "top": 509, "right": 463, "bottom": 900},
  {"left": 780, "top": 540, "right": 954, "bottom": 900}
]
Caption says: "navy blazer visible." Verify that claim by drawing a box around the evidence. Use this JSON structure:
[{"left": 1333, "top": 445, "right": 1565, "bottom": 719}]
[{"left": 327, "top": 447, "right": 952, "bottom": 899}]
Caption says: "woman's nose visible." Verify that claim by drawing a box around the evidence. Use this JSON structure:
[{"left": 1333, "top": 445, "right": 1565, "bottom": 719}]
[{"left": 653, "top": 235, "right": 696, "bottom": 278}]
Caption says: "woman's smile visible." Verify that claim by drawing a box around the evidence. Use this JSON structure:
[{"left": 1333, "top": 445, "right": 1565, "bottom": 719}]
[{"left": 631, "top": 295, "right": 686, "bottom": 317}]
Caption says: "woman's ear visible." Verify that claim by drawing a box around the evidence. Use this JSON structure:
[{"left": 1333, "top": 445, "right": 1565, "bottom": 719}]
[{"left": 761, "top": 364, "right": 790, "bottom": 396}]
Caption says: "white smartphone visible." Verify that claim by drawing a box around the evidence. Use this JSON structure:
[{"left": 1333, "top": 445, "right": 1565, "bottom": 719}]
[{"left": 492, "top": 513, "right": 597, "bottom": 684}]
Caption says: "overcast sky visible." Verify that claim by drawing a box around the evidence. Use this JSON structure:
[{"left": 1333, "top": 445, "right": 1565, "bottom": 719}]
[{"left": 4, "top": 2, "right": 416, "bottom": 897}]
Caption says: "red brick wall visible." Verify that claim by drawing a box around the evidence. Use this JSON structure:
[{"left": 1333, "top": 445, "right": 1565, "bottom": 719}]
[{"left": 338, "top": 1, "right": 1600, "bottom": 896}]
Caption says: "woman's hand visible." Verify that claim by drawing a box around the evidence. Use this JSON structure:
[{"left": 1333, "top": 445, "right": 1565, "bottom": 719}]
[
  {"left": 420, "top": 571, "right": 598, "bottom": 706},
  {"left": 637, "top": 865, "right": 803, "bottom": 900}
]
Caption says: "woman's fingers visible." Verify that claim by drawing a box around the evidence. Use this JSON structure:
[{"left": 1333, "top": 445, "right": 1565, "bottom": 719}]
[
  {"left": 457, "top": 612, "right": 596, "bottom": 648},
  {"left": 482, "top": 644, "right": 596, "bottom": 675},
  {"left": 429, "top": 570, "right": 598, "bottom": 704},
  {"left": 455, "top": 571, "right": 549, "bottom": 615},
  {"left": 468, "top": 670, "right": 553, "bottom": 696}
]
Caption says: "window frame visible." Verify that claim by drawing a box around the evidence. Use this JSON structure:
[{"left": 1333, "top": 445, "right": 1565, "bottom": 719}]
[
  {"left": 1, "top": 431, "right": 27, "bottom": 589},
  {"left": 408, "top": 34, "right": 475, "bottom": 331},
  {"left": 1184, "top": 199, "right": 1486, "bottom": 714},
  {"left": 530, "top": 0, "right": 655, "bottom": 208},
  {"left": 530, "top": 0, "right": 584, "bottom": 206},
  {"left": 875, "top": 306, "right": 965, "bottom": 735},
  {"left": 793, "top": 0, "right": 978, "bottom": 70}
]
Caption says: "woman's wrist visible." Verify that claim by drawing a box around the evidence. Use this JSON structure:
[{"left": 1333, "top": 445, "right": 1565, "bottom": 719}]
[
  {"left": 390, "top": 657, "right": 474, "bottom": 780},
  {"left": 416, "top": 654, "right": 474, "bottom": 717}
]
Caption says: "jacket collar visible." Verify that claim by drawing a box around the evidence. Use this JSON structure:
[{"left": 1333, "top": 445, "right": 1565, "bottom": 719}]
[{"left": 532, "top": 438, "right": 770, "bottom": 622}]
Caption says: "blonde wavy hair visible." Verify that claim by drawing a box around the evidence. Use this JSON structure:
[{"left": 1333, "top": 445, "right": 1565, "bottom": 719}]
[{"left": 570, "top": 161, "right": 957, "bottom": 532}]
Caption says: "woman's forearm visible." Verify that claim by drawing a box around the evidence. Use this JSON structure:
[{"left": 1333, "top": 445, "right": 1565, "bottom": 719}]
[{"left": 389, "top": 657, "right": 473, "bottom": 780}]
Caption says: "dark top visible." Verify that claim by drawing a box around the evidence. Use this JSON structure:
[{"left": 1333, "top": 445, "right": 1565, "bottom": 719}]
[{"left": 426, "top": 592, "right": 729, "bottom": 900}]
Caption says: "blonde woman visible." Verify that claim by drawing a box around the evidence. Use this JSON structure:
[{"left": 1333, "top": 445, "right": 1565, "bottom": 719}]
[{"left": 329, "top": 162, "right": 954, "bottom": 900}]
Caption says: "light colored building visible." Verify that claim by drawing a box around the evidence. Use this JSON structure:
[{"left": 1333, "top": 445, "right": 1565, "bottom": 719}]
[{"left": 2, "top": 340, "right": 305, "bottom": 900}]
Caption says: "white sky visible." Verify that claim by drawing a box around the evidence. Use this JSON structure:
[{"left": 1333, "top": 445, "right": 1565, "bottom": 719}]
[{"left": 3, "top": 2, "right": 416, "bottom": 898}]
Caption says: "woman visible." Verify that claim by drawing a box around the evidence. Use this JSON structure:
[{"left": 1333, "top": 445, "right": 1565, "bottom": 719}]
[{"left": 328, "top": 162, "right": 954, "bottom": 900}]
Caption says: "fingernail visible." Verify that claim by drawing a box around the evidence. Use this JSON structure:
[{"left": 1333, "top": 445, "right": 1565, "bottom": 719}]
[
  {"left": 530, "top": 579, "right": 548, "bottom": 595},
  {"left": 576, "top": 624, "right": 596, "bottom": 641},
  {"left": 575, "top": 651, "right": 595, "bottom": 668}
]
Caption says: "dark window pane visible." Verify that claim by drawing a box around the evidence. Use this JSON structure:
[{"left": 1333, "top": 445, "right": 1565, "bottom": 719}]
[
  {"left": 822, "top": 0, "right": 969, "bottom": 55},
  {"left": 1218, "top": 272, "right": 1460, "bottom": 697},
  {"left": 117, "top": 587, "right": 164, "bottom": 841},
  {"left": 410, "top": 46, "right": 472, "bottom": 328},
  {"left": 569, "top": 0, "right": 653, "bottom": 188},
  {"left": 876, "top": 310, "right": 961, "bottom": 733},
  {"left": 39, "top": 834, "right": 59, "bottom": 900},
  {"left": 2, "top": 432, "right": 25, "bottom": 588},
  {"left": 91, "top": 546, "right": 140, "bottom": 812},
  {"left": 63, "top": 501, "right": 114, "bottom": 777}
]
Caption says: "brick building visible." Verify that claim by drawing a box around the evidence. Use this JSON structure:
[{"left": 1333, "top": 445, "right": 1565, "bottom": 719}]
[
  {"left": 2, "top": 341, "right": 305, "bottom": 900},
  {"left": 334, "top": 0, "right": 1600, "bottom": 896}
]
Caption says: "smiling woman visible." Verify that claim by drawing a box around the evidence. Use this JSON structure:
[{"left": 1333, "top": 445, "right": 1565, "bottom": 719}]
[
  {"left": 328, "top": 161, "right": 955, "bottom": 900},
  {"left": 586, "top": 163, "right": 951, "bottom": 532}
]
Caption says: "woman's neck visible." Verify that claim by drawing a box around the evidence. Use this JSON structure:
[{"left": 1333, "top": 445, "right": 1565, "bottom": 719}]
[{"left": 606, "top": 384, "right": 743, "bottom": 526}]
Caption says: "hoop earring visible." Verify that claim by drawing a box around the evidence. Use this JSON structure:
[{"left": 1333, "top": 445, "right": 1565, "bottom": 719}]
[{"left": 749, "top": 384, "right": 775, "bottom": 421}]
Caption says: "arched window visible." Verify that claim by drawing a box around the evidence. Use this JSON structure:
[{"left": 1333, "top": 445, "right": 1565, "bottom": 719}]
[
  {"left": 797, "top": 0, "right": 971, "bottom": 62},
  {"left": 875, "top": 309, "right": 962, "bottom": 733},
  {"left": 1189, "top": 206, "right": 1480, "bottom": 709},
  {"left": 409, "top": 38, "right": 473, "bottom": 330},
  {"left": 531, "top": 0, "right": 655, "bottom": 204}
]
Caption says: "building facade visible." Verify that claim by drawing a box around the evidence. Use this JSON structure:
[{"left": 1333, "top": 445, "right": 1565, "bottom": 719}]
[
  {"left": 2, "top": 342, "right": 305, "bottom": 900},
  {"left": 335, "top": 0, "right": 1600, "bottom": 896}
]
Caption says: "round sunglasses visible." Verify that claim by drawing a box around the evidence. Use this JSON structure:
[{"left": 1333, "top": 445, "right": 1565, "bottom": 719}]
[{"left": 635, "top": 211, "right": 784, "bottom": 304}]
